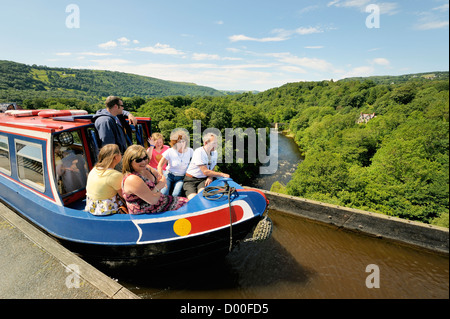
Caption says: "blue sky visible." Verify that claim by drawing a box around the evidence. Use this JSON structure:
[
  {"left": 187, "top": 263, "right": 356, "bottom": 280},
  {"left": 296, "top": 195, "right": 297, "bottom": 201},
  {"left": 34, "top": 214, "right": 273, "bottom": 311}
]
[{"left": 1, "top": 0, "right": 448, "bottom": 91}]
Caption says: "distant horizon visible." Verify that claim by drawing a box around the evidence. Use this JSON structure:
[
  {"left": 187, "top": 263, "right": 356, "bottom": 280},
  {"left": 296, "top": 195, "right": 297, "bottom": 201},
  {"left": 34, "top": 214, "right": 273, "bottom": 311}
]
[
  {"left": 3, "top": 59, "right": 448, "bottom": 94},
  {"left": 1, "top": 1, "right": 448, "bottom": 91}
]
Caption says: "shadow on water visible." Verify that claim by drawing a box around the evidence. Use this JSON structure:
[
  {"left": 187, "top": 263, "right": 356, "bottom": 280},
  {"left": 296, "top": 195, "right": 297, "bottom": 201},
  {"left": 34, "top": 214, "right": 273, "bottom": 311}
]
[{"left": 92, "top": 236, "right": 313, "bottom": 298}]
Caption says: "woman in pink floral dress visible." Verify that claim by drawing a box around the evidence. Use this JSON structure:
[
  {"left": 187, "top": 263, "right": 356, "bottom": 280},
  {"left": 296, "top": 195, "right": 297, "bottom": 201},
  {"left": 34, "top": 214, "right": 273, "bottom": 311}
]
[{"left": 122, "top": 145, "right": 188, "bottom": 214}]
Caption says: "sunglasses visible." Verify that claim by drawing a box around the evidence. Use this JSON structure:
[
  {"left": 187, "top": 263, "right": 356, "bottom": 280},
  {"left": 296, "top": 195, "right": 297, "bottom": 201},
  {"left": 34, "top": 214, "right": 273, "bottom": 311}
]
[{"left": 133, "top": 155, "right": 148, "bottom": 163}]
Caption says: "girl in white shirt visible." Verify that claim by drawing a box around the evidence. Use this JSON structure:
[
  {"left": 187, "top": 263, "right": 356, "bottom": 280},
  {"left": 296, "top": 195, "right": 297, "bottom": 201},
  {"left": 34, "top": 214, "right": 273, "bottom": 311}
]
[{"left": 157, "top": 129, "right": 193, "bottom": 196}]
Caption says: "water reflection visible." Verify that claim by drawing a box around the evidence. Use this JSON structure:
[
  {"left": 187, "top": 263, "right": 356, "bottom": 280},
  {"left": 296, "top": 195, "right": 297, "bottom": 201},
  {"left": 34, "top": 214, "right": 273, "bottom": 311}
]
[{"left": 108, "top": 236, "right": 313, "bottom": 299}]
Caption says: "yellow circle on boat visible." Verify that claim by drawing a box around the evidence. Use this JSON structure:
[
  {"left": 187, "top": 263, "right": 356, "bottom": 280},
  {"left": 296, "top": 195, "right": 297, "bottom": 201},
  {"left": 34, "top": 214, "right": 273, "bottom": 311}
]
[{"left": 173, "top": 218, "right": 192, "bottom": 237}]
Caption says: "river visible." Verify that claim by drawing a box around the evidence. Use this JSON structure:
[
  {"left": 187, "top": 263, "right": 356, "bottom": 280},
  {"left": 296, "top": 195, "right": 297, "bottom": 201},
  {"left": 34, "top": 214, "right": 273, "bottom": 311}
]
[{"left": 251, "top": 131, "right": 303, "bottom": 190}]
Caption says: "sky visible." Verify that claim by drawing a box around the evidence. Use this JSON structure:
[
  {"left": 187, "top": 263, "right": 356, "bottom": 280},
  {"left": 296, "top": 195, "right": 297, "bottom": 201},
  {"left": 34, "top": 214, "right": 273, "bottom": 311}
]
[{"left": 0, "top": 0, "right": 449, "bottom": 91}]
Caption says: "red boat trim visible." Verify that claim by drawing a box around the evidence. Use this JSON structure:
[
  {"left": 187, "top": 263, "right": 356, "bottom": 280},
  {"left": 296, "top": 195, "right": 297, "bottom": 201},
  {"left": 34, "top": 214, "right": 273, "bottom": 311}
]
[
  {"left": 173, "top": 205, "right": 244, "bottom": 237},
  {"left": 38, "top": 110, "right": 88, "bottom": 118}
]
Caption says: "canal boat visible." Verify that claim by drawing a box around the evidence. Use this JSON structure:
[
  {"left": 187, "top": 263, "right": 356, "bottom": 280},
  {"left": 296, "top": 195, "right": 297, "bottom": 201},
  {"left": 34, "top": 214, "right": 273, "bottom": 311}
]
[{"left": 0, "top": 109, "right": 270, "bottom": 268}]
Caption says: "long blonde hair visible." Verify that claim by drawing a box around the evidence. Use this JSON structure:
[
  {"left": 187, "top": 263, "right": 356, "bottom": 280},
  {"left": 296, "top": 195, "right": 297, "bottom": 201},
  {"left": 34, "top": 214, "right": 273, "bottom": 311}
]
[{"left": 95, "top": 144, "right": 120, "bottom": 175}]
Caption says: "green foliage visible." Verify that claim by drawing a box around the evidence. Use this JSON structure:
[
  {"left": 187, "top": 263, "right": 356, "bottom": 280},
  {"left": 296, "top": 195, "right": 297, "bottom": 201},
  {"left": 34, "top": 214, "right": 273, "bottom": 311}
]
[
  {"left": 232, "top": 75, "right": 449, "bottom": 227},
  {"left": 270, "top": 181, "right": 288, "bottom": 194}
]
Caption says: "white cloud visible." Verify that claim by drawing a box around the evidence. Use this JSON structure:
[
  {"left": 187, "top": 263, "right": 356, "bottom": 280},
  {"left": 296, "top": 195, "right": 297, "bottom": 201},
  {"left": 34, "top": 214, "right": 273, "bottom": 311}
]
[
  {"left": 415, "top": 20, "right": 449, "bottom": 30},
  {"left": 305, "top": 46, "right": 324, "bottom": 49},
  {"left": 117, "top": 37, "right": 130, "bottom": 46},
  {"left": 192, "top": 53, "right": 242, "bottom": 61},
  {"left": 229, "top": 34, "right": 288, "bottom": 43},
  {"left": 229, "top": 26, "right": 322, "bottom": 43},
  {"left": 192, "top": 53, "right": 221, "bottom": 61},
  {"left": 328, "top": 0, "right": 399, "bottom": 15},
  {"left": 295, "top": 27, "right": 323, "bottom": 35},
  {"left": 298, "top": 5, "right": 320, "bottom": 15},
  {"left": 98, "top": 40, "right": 117, "bottom": 50},
  {"left": 433, "top": 4, "right": 449, "bottom": 12},
  {"left": 55, "top": 52, "right": 71, "bottom": 56},
  {"left": 414, "top": 6, "right": 449, "bottom": 30},
  {"left": 372, "top": 58, "right": 390, "bottom": 66},
  {"left": 136, "top": 43, "right": 184, "bottom": 55},
  {"left": 267, "top": 52, "right": 335, "bottom": 72},
  {"left": 339, "top": 66, "right": 375, "bottom": 78},
  {"left": 279, "top": 65, "right": 308, "bottom": 74}
]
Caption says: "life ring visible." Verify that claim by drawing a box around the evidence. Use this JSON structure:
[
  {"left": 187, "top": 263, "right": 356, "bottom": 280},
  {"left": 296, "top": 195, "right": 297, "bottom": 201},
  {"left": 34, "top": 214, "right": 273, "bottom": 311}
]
[
  {"left": 5, "top": 109, "right": 56, "bottom": 117},
  {"left": 38, "top": 110, "right": 88, "bottom": 118}
]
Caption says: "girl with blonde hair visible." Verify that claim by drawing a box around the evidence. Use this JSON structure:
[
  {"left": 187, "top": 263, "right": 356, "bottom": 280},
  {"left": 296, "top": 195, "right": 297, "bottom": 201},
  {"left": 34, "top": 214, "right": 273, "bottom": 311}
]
[
  {"left": 85, "top": 144, "right": 125, "bottom": 215},
  {"left": 147, "top": 132, "right": 169, "bottom": 170}
]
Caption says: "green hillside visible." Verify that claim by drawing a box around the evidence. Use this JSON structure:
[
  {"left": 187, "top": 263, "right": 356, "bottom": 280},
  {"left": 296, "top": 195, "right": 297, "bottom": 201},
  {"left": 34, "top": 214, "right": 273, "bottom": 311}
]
[
  {"left": 0, "top": 60, "right": 224, "bottom": 103},
  {"left": 231, "top": 74, "right": 449, "bottom": 227}
]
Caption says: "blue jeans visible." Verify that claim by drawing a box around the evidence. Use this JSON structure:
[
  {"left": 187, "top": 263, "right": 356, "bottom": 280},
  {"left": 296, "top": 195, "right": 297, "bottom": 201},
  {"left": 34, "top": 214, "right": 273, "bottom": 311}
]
[{"left": 161, "top": 172, "right": 185, "bottom": 197}]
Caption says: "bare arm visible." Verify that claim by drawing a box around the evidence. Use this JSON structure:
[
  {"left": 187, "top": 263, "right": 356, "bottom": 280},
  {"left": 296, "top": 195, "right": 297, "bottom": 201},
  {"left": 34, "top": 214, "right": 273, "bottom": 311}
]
[
  {"left": 198, "top": 165, "right": 229, "bottom": 179},
  {"left": 157, "top": 157, "right": 168, "bottom": 177},
  {"left": 123, "top": 174, "right": 162, "bottom": 206}
]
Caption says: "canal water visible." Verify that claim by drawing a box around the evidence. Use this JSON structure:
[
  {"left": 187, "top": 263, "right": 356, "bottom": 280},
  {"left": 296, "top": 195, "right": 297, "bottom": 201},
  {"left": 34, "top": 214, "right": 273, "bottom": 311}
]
[
  {"left": 113, "top": 209, "right": 448, "bottom": 299},
  {"left": 107, "top": 133, "right": 448, "bottom": 299}
]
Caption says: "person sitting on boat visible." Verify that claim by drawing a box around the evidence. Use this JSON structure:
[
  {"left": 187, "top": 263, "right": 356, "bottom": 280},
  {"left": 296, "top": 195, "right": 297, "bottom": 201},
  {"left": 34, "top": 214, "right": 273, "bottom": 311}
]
[
  {"left": 157, "top": 129, "right": 193, "bottom": 196},
  {"left": 183, "top": 133, "right": 229, "bottom": 200},
  {"left": 85, "top": 144, "right": 126, "bottom": 216},
  {"left": 55, "top": 141, "right": 88, "bottom": 194},
  {"left": 146, "top": 132, "right": 169, "bottom": 171},
  {"left": 122, "top": 145, "right": 188, "bottom": 214},
  {"left": 93, "top": 96, "right": 137, "bottom": 156}
]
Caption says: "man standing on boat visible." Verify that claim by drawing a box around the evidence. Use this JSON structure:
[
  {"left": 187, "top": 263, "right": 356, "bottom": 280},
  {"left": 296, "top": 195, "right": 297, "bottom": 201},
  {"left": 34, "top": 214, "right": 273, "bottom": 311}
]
[
  {"left": 93, "top": 96, "right": 137, "bottom": 154},
  {"left": 183, "top": 133, "right": 229, "bottom": 200}
]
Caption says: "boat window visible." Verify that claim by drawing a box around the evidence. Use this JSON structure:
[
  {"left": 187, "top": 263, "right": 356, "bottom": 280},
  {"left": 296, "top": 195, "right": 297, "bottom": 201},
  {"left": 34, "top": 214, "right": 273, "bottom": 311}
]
[
  {"left": 0, "top": 135, "right": 11, "bottom": 175},
  {"left": 15, "top": 140, "right": 45, "bottom": 192},
  {"left": 54, "top": 131, "right": 88, "bottom": 196}
]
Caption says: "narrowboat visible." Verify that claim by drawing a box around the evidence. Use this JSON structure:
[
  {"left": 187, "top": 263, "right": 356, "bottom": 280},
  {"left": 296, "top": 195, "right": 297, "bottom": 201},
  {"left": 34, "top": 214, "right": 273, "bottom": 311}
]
[{"left": 0, "top": 109, "right": 271, "bottom": 268}]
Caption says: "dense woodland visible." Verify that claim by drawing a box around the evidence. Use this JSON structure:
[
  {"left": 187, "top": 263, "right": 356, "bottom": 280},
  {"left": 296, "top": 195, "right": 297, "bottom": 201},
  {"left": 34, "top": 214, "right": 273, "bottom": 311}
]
[
  {"left": 234, "top": 75, "right": 448, "bottom": 228},
  {"left": 1, "top": 60, "right": 448, "bottom": 227}
]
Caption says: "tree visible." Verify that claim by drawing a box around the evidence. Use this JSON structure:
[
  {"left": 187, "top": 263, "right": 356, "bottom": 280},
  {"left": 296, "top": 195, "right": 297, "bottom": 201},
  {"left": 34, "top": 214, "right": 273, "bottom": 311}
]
[{"left": 136, "top": 99, "right": 175, "bottom": 131}]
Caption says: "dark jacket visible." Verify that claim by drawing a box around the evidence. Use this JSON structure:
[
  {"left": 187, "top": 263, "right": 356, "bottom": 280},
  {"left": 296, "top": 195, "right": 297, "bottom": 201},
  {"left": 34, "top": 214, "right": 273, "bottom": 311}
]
[{"left": 93, "top": 109, "right": 128, "bottom": 153}]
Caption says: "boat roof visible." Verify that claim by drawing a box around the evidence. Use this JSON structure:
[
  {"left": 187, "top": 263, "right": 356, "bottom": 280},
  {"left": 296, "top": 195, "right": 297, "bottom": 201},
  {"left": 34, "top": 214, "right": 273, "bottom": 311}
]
[{"left": 0, "top": 110, "right": 93, "bottom": 134}]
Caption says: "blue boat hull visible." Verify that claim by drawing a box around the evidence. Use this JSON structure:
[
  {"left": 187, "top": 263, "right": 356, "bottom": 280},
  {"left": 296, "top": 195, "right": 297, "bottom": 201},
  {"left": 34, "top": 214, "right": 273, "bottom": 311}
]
[{"left": 1, "top": 177, "right": 268, "bottom": 267}]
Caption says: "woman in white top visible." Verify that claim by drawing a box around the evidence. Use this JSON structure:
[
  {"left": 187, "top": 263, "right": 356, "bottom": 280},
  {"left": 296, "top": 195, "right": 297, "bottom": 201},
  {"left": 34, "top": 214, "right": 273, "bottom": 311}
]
[{"left": 157, "top": 129, "right": 193, "bottom": 196}]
